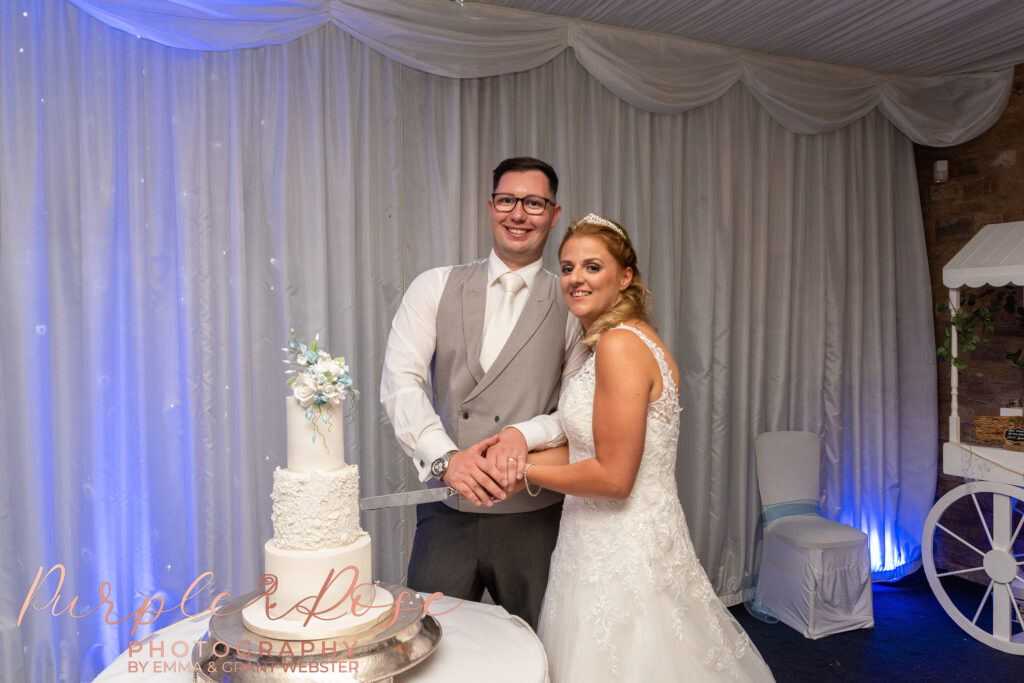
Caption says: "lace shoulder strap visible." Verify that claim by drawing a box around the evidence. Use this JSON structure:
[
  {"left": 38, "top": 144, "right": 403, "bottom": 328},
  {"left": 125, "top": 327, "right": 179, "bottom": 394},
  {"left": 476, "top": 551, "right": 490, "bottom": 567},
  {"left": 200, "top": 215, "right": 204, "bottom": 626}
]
[{"left": 612, "top": 324, "right": 673, "bottom": 387}]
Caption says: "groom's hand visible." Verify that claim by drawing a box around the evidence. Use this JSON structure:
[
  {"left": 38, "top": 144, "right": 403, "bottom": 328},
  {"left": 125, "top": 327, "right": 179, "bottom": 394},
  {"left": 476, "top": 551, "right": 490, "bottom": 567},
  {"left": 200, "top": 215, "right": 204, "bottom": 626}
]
[
  {"left": 484, "top": 427, "right": 528, "bottom": 490},
  {"left": 442, "top": 435, "right": 505, "bottom": 507}
]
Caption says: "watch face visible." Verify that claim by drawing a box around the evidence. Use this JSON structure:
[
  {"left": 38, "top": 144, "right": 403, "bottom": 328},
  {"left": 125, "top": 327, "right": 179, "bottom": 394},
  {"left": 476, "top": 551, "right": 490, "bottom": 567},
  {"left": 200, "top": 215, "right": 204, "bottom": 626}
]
[{"left": 431, "top": 457, "right": 446, "bottom": 478}]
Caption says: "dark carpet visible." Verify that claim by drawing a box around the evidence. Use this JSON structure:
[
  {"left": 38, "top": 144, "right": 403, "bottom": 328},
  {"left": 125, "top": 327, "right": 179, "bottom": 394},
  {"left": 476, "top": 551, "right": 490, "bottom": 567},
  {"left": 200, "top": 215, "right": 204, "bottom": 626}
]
[{"left": 729, "top": 569, "right": 1022, "bottom": 682}]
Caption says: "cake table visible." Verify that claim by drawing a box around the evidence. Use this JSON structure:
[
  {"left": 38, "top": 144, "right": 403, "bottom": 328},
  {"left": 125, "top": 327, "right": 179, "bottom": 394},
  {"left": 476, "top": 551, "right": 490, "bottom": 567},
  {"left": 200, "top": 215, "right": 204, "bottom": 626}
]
[{"left": 93, "top": 594, "right": 547, "bottom": 682}]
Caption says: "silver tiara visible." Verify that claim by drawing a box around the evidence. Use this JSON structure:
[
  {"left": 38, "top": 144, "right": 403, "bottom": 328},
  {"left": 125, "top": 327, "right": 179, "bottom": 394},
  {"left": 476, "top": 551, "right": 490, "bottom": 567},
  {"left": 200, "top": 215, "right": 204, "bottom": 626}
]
[{"left": 578, "top": 212, "right": 626, "bottom": 239}]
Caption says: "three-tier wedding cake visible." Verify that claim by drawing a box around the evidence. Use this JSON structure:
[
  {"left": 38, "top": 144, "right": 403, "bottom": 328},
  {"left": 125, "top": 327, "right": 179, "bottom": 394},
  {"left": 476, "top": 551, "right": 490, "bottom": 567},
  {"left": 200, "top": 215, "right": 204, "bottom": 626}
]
[{"left": 242, "top": 335, "right": 388, "bottom": 640}]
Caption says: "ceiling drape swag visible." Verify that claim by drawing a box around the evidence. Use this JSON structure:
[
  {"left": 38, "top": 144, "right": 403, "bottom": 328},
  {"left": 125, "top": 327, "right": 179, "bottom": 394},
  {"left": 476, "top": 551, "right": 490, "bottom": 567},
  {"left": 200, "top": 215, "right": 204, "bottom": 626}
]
[{"left": 67, "top": 0, "right": 1012, "bottom": 147}]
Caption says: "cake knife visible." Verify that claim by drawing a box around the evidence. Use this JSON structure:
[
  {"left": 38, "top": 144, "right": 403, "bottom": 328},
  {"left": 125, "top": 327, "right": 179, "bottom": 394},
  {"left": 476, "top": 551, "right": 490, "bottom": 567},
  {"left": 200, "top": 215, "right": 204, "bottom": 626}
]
[{"left": 359, "top": 487, "right": 457, "bottom": 511}]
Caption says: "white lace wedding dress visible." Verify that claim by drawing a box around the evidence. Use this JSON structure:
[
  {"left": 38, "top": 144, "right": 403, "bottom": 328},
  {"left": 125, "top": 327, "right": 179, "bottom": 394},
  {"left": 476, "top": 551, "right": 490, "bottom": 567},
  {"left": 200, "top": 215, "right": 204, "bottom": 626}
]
[{"left": 537, "top": 325, "right": 774, "bottom": 682}]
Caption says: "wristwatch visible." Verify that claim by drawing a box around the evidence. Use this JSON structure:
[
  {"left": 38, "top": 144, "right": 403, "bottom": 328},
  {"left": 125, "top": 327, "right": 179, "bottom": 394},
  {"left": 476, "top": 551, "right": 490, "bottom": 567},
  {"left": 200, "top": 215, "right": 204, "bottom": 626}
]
[{"left": 430, "top": 450, "right": 457, "bottom": 481}]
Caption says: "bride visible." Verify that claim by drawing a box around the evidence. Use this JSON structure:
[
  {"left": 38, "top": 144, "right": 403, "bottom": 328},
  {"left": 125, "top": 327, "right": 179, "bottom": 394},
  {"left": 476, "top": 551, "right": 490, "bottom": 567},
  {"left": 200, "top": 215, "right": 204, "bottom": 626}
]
[{"left": 516, "top": 214, "right": 775, "bottom": 682}]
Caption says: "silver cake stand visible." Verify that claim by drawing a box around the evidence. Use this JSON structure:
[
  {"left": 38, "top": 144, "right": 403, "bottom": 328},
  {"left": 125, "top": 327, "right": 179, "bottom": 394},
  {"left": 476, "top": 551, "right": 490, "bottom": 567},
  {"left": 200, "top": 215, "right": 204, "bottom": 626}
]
[{"left": 192, "top": 584, "right": 441, "bottom": 682}]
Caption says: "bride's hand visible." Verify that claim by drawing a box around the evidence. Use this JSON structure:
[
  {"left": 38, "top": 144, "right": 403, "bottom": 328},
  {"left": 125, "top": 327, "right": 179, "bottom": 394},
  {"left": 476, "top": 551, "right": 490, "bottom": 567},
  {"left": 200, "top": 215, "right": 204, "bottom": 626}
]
[
  {"left": 483, "top": 427, "right": 528, "bottom": 490},
  {"left": 505, "top": 475, "right": 526, "bottom": 497}
]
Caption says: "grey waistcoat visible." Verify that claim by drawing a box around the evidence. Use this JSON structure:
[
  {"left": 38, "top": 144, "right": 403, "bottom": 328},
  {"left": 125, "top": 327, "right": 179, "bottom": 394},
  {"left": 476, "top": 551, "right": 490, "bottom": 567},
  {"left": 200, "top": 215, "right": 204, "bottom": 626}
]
[{"left": 433, "top": 260, "right": 567, "bottom": 514}]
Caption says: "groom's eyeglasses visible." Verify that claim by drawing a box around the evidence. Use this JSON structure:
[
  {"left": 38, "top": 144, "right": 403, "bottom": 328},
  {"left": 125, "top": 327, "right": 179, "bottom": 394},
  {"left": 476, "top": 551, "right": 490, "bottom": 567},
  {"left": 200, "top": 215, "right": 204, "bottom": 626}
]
[{"left": 491, "top": 193, "right": 555, "bottom": 215}]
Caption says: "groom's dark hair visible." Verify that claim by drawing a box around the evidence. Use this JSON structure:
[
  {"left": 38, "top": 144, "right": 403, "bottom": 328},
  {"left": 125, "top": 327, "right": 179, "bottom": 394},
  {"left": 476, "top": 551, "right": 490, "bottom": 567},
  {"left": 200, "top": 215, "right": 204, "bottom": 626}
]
[{"left": 492, "top": 157, "right": 559, "bottom": 197}]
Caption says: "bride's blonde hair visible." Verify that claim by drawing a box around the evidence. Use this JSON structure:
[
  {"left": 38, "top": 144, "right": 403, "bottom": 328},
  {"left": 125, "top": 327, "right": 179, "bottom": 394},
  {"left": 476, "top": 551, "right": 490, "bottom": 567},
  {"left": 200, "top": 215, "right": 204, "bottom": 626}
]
[{"left": 559, "top": 215, "right": 652, "bottom": 348}]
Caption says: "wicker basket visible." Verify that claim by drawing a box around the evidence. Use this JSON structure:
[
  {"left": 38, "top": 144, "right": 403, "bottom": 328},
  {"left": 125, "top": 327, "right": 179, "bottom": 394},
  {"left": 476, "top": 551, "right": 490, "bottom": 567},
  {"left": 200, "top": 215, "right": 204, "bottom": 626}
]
[{"left": 974, "top": 416, "right": 1024, "bottom": 452}]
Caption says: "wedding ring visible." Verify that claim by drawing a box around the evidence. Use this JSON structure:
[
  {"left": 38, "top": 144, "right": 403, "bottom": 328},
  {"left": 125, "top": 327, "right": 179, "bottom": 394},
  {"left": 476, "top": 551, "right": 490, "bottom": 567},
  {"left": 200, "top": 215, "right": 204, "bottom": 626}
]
[{"left": 508, "top": 457, "right": 515, "bottom": 462}]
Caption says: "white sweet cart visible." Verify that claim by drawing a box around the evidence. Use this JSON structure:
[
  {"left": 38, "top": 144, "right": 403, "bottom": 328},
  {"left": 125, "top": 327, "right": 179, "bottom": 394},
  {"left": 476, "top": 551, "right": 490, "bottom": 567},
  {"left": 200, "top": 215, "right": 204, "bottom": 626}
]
[{"left": 922, "top": 221, "right": 1024, "bottom": 654}]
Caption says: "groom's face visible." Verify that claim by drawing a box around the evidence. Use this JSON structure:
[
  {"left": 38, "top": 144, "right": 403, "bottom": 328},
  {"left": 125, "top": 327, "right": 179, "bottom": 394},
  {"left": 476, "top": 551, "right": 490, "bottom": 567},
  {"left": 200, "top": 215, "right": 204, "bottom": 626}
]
[{"left": 488, "top": 169, "right": 561, "bottom": 269}]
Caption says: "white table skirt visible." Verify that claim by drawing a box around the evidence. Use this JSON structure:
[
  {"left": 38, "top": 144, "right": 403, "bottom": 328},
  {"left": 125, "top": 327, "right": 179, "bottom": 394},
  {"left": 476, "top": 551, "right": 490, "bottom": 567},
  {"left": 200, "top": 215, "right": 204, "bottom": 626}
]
[{"left": 93, "top": 596, "right": 548, "bottom": 682}]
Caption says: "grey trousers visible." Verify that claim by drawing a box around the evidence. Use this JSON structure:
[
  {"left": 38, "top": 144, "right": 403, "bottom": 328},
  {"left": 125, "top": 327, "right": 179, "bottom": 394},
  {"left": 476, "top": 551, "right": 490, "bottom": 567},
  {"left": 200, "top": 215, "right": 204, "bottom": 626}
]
[{"left": 407, "top": 501, "right": 562, "bottom": 629}]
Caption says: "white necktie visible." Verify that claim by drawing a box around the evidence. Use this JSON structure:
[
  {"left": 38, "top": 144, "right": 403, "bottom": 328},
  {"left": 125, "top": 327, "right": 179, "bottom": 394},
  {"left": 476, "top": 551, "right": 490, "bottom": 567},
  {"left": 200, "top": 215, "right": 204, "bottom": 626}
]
[{"left": 480, "top": 271, "right": 526, "bottom": 371}]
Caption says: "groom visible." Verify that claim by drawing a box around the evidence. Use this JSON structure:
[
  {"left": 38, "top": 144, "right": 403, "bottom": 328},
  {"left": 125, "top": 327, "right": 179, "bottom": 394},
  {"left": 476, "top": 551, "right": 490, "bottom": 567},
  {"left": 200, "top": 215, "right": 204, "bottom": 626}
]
[{"left": 380, "top": 156, "right": 585, "bottom": 627}]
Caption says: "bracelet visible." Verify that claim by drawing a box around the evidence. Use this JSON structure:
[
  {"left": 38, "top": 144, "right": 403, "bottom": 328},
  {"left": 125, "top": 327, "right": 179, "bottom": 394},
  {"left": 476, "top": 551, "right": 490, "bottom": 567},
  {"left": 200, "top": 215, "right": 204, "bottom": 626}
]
[{"left": 523, "top": 463, "right": 542, "bottom": 497}]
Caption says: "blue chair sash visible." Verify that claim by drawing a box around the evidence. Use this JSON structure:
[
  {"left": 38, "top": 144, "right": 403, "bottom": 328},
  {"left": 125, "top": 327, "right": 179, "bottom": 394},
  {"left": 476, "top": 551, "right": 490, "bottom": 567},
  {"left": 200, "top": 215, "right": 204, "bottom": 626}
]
[{"left": 761, "top": 499, "right": 818, "bottom": 525}]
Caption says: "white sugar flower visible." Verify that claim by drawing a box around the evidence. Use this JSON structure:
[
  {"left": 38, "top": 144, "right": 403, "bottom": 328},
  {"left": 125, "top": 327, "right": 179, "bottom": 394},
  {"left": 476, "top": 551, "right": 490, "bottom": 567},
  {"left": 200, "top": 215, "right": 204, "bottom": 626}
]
[
  {"left": 313, "top": 359, "right": 338, "bottom": 381},
  {"left": 292, "top": 373, "right": 318, "bottom": 406}
]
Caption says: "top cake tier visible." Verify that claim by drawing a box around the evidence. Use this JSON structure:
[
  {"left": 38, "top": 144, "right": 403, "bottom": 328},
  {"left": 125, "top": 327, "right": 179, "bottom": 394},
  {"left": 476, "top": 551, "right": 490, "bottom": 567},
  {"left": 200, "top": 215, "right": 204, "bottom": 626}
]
[{"left": 286, "top": 396, "right": 345, "bottom": 471}]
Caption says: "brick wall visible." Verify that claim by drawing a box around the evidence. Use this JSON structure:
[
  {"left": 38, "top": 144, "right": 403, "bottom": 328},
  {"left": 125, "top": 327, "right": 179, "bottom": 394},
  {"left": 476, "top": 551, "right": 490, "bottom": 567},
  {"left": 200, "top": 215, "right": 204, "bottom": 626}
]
[{"left": 914, "top": 64, "right": 1024, "bottom": 576}]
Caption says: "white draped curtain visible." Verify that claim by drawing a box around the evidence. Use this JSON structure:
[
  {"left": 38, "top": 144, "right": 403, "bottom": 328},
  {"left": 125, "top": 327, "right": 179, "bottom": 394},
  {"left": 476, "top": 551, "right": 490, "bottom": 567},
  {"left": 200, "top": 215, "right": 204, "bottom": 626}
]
[
  {"left": 1, "top": 1, "right": 958, "bottom": 680},
  {"left": 63, "top": 0, "right": 1012, "bottom": 146}
]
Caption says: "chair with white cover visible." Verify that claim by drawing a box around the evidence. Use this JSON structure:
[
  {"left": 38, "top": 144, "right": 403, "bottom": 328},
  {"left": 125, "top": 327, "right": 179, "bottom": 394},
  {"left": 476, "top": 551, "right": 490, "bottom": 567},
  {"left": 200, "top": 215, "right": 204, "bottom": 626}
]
[{"left": 753, "top": 431, "right": 874, "bottom": 639}]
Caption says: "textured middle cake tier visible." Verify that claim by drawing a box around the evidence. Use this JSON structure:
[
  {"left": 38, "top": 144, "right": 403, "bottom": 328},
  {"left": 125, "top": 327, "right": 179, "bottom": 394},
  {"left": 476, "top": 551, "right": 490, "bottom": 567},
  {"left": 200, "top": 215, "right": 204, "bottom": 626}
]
[{"left": 271, "top": 466, "right": 363, "bottom": 549}]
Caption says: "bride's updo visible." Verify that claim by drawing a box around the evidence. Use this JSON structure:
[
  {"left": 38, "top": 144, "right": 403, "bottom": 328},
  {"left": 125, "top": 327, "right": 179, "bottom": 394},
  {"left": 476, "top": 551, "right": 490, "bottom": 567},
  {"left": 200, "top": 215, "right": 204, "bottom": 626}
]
[{"left": 559, "top": 214, "right": 652, "bottom": 348}]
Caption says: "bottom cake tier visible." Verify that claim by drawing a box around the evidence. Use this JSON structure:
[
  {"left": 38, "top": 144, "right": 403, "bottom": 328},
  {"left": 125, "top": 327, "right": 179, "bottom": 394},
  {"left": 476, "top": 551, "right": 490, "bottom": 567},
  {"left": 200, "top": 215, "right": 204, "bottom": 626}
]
[{"left": 242, "top": 533, "right": 381, "bottom": 639}]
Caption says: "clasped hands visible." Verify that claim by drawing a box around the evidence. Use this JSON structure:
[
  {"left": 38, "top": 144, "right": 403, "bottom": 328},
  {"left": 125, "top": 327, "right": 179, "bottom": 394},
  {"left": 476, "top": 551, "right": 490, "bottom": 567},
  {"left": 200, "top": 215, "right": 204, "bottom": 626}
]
[{"left": 441, "top": 427, "right": 528, "bottom": 506}]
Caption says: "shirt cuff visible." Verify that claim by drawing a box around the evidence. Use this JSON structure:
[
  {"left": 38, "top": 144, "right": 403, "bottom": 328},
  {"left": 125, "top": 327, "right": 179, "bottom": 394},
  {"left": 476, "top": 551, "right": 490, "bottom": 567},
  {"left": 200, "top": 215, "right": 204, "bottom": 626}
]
[{"left": 507, "top": 420, "right": 546, "bottom": 452}]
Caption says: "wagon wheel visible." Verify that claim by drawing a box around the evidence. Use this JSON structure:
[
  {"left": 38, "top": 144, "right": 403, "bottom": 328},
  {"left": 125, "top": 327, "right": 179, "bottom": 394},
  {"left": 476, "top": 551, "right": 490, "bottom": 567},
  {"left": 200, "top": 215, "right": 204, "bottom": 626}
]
[{"left": 922, "top": 481, "right": 1024, "bottom": 654}]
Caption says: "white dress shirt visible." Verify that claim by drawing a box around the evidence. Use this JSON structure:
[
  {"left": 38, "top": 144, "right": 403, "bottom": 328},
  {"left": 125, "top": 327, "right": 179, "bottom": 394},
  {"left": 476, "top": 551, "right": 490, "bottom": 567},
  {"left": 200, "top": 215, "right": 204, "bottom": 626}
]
[
  {"left": 480, "top": 254, "right": 541, "bottom": 371},
  {"left": 380, "top": 251, "right": 587, "bottom": 482}
]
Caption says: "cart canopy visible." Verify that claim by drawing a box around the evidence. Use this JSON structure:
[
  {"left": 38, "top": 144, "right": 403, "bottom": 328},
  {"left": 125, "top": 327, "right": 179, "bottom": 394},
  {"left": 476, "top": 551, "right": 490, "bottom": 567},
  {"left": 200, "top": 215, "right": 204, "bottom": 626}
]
[{"left": 943, "top": 221, "right": 1024, "bottom": 288}]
